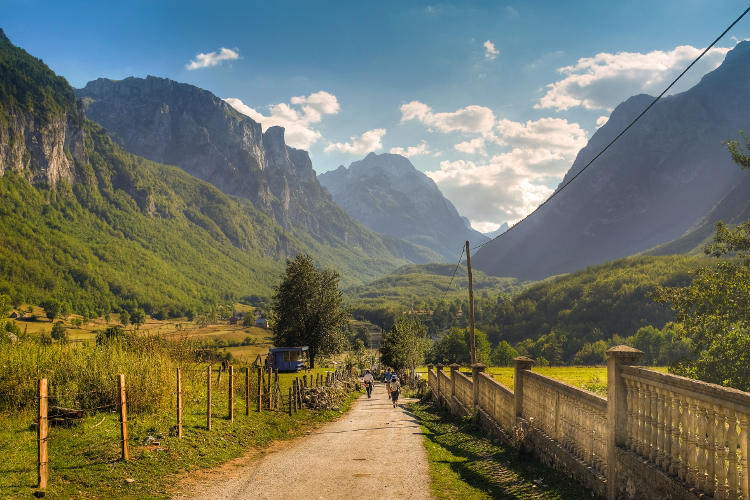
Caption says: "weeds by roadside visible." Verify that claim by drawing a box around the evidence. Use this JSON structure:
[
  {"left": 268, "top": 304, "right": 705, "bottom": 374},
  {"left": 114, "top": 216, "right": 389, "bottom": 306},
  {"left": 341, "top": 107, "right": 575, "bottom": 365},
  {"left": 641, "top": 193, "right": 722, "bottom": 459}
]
[{"left": 409, "top": 401, "right": 593, "bottom": 499}]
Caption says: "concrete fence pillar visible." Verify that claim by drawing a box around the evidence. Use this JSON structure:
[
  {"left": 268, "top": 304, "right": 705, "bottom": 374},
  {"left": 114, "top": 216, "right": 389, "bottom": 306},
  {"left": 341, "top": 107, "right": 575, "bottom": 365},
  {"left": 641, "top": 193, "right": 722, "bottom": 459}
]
[
  {"left": 436, "top": 364, "right": 444, "bottom": 401},
  {"left": 513, "top": 356, "right": 534, "bottom": 419},
  {"left": 449, "top": 363, "right": 459, "bottom": 400},
  {"left": 471, "top": 363, "right": 486, "bottom": 410},
  {"left": 606, "top": 345, "right": 644, "bottom": 500}
]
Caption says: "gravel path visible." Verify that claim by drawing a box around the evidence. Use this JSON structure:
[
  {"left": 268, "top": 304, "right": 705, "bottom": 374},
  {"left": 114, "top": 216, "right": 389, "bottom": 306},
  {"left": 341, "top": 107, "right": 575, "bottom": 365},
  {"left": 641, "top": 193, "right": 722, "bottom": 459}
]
[{"left": 182, "top": 382, "right": 432, "bottom": 500}]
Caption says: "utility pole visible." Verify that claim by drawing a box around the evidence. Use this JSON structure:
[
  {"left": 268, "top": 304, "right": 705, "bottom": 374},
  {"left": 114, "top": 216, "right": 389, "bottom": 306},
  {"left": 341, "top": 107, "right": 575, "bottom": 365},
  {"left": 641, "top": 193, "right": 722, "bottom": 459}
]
[{"left": 465, "top": 240, "right": 476, "bottom": 365}]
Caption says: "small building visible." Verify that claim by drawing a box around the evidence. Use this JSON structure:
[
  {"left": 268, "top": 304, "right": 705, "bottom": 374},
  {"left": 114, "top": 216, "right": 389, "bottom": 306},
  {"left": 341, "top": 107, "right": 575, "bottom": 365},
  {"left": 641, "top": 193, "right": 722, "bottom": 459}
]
[
  {"left": 267, "top": 346, "right": 308, "bottom": 372},
  {"left": 256, "top": 317, "right": 269, "bottom": 328},
  {"left": 229, "top": 312, "right": 245, "bottom": 325},
  {"left": 8, "top": 311, "right": 20, "bottom": 319}
]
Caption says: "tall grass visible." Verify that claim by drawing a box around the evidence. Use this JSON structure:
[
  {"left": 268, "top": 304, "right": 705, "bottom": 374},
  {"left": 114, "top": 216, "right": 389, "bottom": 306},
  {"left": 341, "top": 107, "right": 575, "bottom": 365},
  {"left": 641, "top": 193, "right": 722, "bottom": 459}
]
[{"left": 0, "top": 335, "right": 183, "bottom": 413}]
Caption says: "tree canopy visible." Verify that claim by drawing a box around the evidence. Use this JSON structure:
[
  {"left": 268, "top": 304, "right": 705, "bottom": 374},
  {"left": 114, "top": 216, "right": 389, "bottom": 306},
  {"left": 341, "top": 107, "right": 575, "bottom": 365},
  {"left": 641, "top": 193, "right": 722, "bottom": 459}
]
[
  {"left": 654, "top": 133, "right": 750, "bottom": 390},
  {"left": 380, "top": 316, "right": 431, "bottom": 373},
  {"left": 271, "top": 254, "right": 349, "bottom": 368}
]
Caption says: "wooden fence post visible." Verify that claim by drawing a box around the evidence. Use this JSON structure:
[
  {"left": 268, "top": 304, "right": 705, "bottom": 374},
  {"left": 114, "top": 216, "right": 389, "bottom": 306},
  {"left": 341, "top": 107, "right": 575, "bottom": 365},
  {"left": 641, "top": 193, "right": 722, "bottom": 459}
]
[
  {"left": 228, "top": 365, "right": 234, "bottom": 422},
  {"left": 176, "top": 368, "right": 183, "bottom": 438},
  {"left": 606, "top": 346, "right": 644, "bottom": 500},
  {"left": 274, "top": 372, "right": 280, "bottom": 410},
  {"left": 207, "top": 365, "right": 212, "bottom": 431},
  {"left": 288, "top": 387, "right": 292, "bottom": 416},
  {"left": 303, "top": 374, "right": 307, "bottom": 388},
  {"left": 257, "top": 366, "right": 263, "bottom": 412},
  {"left": 245, "top": 367, "right": 250, "bottom": 416},
  {"left": 38, "top": 378, "right": 48, "bottom": 489},
  {"left": 292, "top": 379, "right": 297, "bottom": 413},
  {"left": 298, "top": 378, "right": 303, "bottom": 408},
  {"left": 118, "top": 374, "right": 129, "bottom": 461},
  {"left": 268, "top": 368, "right": 273, "bottom": 411}
]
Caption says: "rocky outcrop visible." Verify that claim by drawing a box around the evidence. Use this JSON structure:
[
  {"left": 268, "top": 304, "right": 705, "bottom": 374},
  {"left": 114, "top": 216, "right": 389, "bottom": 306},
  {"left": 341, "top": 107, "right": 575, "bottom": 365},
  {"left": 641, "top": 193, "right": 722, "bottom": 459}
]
[
  {"left": 75, "top": 77, "right": 437, "bottom": 260},
  {"left": 318, "top": 153, "right": 488, "bottom": 261},
  {"left": 474, "top": 41, "right": 750, "bottom": 280},
  {"left": 0, "top": 29, "right": 86, "bottom": 187}
]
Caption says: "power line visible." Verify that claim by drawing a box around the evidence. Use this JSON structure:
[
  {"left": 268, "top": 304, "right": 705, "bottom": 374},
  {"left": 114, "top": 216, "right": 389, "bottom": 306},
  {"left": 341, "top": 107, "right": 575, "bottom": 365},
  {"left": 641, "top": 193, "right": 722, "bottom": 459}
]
[
  {"left": 471, "top": 4, "right": 750, "bottom": 255},
  {"left": 436, "top": 245, "right": 465, "bottom": 304}
]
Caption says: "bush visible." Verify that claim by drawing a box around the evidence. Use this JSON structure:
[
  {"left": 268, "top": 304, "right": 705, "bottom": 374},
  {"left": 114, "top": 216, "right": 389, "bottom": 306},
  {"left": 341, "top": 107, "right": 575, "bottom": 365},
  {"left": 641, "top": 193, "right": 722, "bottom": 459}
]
[{"left": 51, "top": 321, "right": 67, "bottom": 342}]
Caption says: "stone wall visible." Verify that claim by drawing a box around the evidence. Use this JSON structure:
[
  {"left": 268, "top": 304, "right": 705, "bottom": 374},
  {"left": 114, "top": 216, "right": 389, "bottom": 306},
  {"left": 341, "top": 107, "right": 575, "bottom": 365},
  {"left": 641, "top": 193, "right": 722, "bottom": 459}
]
[{"left": 427, "top": 347, "right": 750, "bottom": 500}]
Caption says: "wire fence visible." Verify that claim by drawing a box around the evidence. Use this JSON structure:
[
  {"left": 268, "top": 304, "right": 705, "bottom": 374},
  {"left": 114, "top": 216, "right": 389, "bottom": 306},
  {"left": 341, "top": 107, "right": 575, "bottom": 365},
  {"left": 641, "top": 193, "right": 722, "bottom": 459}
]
[{"left": 13, "top": 365, "right": 357, "bottom": 490}]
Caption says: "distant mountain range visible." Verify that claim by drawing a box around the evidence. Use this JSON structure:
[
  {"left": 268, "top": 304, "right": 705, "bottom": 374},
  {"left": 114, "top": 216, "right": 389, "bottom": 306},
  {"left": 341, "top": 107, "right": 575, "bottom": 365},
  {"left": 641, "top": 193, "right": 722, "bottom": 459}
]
[
  {"left": 0, "top": 30, "right": 445, "bottom": 319},
  {"left": 474, "top": 41, "right": 750, "bottom": 280},
  {"left": 318, "top": 153, "right": 487, "bottom": 261},
  {"left": 483, "top": 222, "right": 509, "bottom": 240},
  {"left": 75, "top": 77, "right": 437, "bottom": 265}
]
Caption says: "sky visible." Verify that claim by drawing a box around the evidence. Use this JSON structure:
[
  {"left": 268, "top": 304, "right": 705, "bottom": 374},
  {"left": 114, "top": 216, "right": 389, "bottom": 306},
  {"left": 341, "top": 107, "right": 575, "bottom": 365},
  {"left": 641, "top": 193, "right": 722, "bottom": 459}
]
[{"left": 3, "top": 0, "right": 750, "bottom": 232}]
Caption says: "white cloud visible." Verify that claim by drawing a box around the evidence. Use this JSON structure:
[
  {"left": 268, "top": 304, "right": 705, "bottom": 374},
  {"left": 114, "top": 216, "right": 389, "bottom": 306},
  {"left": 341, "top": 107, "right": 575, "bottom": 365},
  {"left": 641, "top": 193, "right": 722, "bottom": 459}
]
[
  {"left": 495, "top": 117, "right": 587, "bottom": 156},
  {"left": 400, "top": 101, "right": 496, "bottom": 135},
  {"left": 454, "top": 138, "right": 487, "bottom": 156},
  {"left": 186, "top": 47, "right": 239, "bottom": 70},
  {"left": 325, "top": 129, "right": 387, "bottom": 155},
  {"left": 224, "top": 91, "right": 340, "bottom": 149},
  {"left": 484, "top": 40, "right": 499, "bottom": 60},
  {"left": 536, "top": 44, "right": 730, "bottom": 111},
  {"left": 596, "top": 115, "right": 609, "bottom": 127},
  {"left": 389, "top": 141, "right": 431, "bottom": 158},
  {"left": 426, "top": 117, "right": 587, "bottom": 226}
]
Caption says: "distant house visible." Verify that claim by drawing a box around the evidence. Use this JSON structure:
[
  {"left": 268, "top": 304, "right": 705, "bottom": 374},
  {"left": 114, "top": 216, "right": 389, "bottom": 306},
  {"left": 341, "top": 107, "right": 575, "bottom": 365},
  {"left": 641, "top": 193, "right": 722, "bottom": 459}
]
[
  {"left": 230, "top": 312, "right": 245, "bottom": 325},
  {"left": 267, "top": 346, "right": 308, "bottom": 372},
  {"left": 256, "top": 318, "right": 269, "bottom": 328},
  {"left": 8, "top": 311, "right": 19, "bottom": 319}
]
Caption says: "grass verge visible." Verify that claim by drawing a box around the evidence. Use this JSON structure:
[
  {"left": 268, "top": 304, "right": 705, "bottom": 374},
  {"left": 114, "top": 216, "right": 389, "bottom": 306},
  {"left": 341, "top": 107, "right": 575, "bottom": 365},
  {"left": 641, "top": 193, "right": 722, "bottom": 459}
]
[
  {"left": 1, "top": 382, "right": 361, "bottom": 498},
  {"left": 409, "top": 401, "right": 594, "bottom": 499}
]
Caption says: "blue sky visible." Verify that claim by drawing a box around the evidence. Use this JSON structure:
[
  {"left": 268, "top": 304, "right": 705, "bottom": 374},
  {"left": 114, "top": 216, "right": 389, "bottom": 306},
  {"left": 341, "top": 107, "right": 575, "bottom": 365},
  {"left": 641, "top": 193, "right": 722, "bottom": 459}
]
[{"left": 3, "top": 0, "right": 750, "bottom": 231}]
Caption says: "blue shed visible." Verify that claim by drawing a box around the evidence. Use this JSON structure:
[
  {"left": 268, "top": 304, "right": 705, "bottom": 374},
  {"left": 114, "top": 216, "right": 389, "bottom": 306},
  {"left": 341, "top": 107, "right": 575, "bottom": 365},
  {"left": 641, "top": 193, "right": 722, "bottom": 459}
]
[{"left": 268, "top": 346, "right": 309, "bottom": 372}]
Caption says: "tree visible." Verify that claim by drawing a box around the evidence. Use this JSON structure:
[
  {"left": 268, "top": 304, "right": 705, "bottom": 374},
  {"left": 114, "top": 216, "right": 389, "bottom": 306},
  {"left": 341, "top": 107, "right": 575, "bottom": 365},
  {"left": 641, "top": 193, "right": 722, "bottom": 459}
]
[
  {"left": 0, "top": 294, "right": 10, "bottom": 336},
  {"left": 430, "top": 327, "right": 491, "bottom": 365},
  {"left": 353, "top": 338, "right": 367, "bottom": 370},
  {"left": 51, "top": 321, "right": 68, "bottom": 342},
  {"left": 380, "top": 316, "right": 431, "bottom": 374},
  {"left": 654, "top": 134, "right": 750, "bottom": 390},
  {"left": 41, "top": 299, "right": 61, "bottom": 321},
  {"left": 119, "top": 310, "right": 131, "bottom": 326},
  {"left": 491, "top": 340, "right": 518, "bottom": 366},
  {"left": 271, "top": 254, "right": 349, "bottom": 368},
  {"left": 130, "top": 308, "right": 146, "bottom": 329}
]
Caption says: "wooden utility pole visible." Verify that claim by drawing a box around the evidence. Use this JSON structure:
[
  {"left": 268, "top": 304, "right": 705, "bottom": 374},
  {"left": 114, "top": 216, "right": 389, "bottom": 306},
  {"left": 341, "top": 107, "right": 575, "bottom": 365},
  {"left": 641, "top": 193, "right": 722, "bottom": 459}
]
[{"left": 466, "top": 240, "right": 476, "bottom": 365}]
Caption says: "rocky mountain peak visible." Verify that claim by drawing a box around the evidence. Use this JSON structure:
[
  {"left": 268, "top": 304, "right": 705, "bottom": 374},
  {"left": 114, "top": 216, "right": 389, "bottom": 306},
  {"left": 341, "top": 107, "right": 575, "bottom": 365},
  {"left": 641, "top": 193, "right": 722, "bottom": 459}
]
[{"left": 318, "top": 153, "right": 487, "bottom": 260}]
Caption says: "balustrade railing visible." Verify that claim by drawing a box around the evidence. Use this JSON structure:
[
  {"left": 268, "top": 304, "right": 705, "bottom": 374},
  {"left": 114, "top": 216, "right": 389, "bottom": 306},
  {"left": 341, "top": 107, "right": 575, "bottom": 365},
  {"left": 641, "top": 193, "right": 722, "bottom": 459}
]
[
  {"left": 426, "top": 351, "right": 750, "bottom": 500},
  {"left": 622, "top": 366, "right": 750, "bottom": 499},
  {"left": 522, "top": 371, "right": 608, "bottom": 477}
]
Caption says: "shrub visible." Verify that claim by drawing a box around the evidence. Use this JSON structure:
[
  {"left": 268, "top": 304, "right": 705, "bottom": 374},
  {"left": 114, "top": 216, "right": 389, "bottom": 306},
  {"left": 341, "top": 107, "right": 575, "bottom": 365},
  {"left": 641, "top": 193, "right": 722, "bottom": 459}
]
[{"left": 50, "top": 321, "right": 67, "bottom": 342}]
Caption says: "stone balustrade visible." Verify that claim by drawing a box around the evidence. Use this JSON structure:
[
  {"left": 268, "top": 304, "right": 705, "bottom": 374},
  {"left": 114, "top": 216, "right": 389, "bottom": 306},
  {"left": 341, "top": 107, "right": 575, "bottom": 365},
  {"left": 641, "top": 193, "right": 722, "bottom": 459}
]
[{"left": 426, "top": 347, "right": 750, "bottom": 500}]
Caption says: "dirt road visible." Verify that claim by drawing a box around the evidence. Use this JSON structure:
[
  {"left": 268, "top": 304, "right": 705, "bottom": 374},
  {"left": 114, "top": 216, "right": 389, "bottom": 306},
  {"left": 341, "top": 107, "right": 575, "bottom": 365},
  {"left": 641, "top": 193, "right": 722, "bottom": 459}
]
[{"left": 182, "top": 383, "right": 432, "bottom": 500}]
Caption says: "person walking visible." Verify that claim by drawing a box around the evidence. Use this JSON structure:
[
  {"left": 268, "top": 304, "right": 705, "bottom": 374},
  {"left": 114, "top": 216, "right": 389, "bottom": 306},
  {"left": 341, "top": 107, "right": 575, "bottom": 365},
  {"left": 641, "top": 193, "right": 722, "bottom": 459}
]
[
  {"left": 363, "top": 369, "right": 374, "bottom": 398},
  {"left": 383, "top": 369, "right": 392, "bottom": 399},
  {"left": 390, "top": 375, "right": 401, "bottom": 408}
]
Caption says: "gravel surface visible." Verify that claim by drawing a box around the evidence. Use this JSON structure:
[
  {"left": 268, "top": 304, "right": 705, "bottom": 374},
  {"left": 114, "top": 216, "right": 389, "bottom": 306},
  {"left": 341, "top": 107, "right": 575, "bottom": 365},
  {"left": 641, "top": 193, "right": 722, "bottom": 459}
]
[{"left": 181, "top": 383, "right": 432, "bottom": 500}]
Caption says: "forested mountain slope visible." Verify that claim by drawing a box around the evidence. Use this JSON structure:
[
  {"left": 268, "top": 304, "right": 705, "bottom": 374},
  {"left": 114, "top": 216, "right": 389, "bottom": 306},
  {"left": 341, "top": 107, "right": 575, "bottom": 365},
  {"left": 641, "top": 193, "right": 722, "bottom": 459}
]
[
  {"left": 0, "top": 30, "right": 419, "bottom": 317},
  {"left": 76, "top": 77, "right": 437, "bottom": 264}
]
